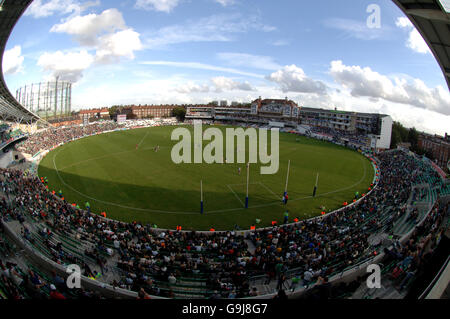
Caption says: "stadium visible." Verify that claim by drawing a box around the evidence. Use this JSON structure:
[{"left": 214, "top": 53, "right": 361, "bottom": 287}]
[{"left": 0, "top": 0, "right": 449, "bottom": 303}]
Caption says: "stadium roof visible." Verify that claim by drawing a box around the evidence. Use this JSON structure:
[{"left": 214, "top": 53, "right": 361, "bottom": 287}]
[
  {"left": 393, "top": 0, "right": 450, "bottom": 89},
  {"left": 0, "top": 0, "right": 40, "bottom": 124}
]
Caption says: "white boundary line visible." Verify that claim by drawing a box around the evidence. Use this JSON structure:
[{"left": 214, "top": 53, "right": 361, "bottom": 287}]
[
  {"left": 137, "top": 128, "right": 152, "bottom": 148},
  {"left": 227, "top": 184, "right": 245, "bottom": 207},
  {"left": 258, "top": 182, "right": 280, "bottom": 200},
  {"left": 227, "top": 182, "right": 260, "bottom": 187}
]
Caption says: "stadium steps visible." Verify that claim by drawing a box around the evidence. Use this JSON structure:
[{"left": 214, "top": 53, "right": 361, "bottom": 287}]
[
  {"left": 393, "top": 203, "right": 430, "bottom": 236},
  {"left": 34, "top": 225, "right": 89, "bottom": 260},
  {"left": 393, "top": 209, "right": 413, "bottom": 236},
  {"left": 244, "top": 239, "right": 256, "bottom": 255},
  {"left": 30, "top": 226, "right": 99, "bottom": 269},
  {"left": 177, "top": 278, "right": 207, "bottom": 287},
  {"left": 34, "top": 223, "right": 112, "bottom": 269}
]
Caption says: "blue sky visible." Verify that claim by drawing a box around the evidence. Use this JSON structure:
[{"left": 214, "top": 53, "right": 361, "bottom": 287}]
[{"left": 2, "top": 0, "right": 449, "bottom": 135}]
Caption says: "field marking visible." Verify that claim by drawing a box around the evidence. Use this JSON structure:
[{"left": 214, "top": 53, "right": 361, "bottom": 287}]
[
  {"left": 227, "top": 182, "right": 260, "bottom": 187},
  {"left": 227, "top": 184, "right": 245, "bottom": 207},
  {"left": 58, "top": 146, "right": 168, "bottom": 171},
  {"left": 258, "top": 182, "right": 280, "bottom": 200},
  {"left": 49, "top": 139, "right": 370, "bottom": 216},
  {"left": 137, "top": 129, "right": 152, "bottom": 148},
  {"left": 59, "top": 148, "right": 137, "bottom": 171}
]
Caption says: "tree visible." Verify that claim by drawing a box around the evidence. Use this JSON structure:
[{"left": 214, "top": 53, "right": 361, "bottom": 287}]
[
  {"left": 391, "top": 128, "right": 401, "bottom": 149},
  {"left": 109, "top": 105, "right": 120, "bottom": 116},
  {"left": 172, "top": 107, "right": 186, "bottom": 122},
  {"left": 390, "top": 121, "right": 414, "bottom": 149}
]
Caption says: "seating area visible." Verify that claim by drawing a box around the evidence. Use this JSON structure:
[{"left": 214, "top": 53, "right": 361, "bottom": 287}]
[
  {"left": 1, "top": 141, "right": 447, "bottom": 299},
  {"left": 16, "top": 121, "right": 123, "bottom": 156},
  {"left": 0, "top": 222, "right": 105, "bottom": 299},
  {"left": 351, "top": 201, "right": 449, "bottom": 300}
]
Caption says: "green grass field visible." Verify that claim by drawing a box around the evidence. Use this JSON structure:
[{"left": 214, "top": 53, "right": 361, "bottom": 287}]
[{"left": 38, "top": 125, "right": 374, "bottom": 230}]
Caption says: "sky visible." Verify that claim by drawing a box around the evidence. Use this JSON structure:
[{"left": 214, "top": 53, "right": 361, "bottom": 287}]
[{"left": 2, "top": 0, "right": 449, "bottom": 136}]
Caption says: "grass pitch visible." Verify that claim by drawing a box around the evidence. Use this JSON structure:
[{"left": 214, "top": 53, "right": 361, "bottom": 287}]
[{"left": 38, "top": 125, "right": 374, "bottom": 230}]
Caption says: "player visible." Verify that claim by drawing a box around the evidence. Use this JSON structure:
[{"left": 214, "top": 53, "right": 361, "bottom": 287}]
[
  {"left": 282, "top": 193, "right": 288, "bottom": 205},
  {"left": 283, "top": 210, "right": 289, "bottom": 224},
  {"left": 136, "top": 144, "right": 138, "bottom": 150},
  {"left": 238, "top": 167, "right": 241, "bottom": 175}
]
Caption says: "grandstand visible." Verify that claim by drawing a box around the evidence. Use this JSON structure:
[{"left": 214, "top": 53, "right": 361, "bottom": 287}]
[
  {"left": 186, "top": 99, "right": 393, "bottom": 150},
  {"left": 0, "top": 0, "right": 449, "bottom": 302}
]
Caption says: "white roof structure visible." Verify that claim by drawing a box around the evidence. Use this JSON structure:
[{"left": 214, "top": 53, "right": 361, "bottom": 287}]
[{"left": 0, "top": 0, "right": 40, "bottom": 124}]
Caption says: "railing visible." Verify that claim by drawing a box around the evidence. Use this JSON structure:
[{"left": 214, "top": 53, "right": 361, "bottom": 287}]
[{"left": 419, "top": 255, "right": 450, "bottom": 299}]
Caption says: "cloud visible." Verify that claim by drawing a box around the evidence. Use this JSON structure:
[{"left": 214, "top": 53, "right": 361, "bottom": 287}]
[
  {"left": 144, "top": 13, "right": 275, "bottom": 49},
  {"left": 51, "top": 8, "right": 126, "bottom": 46},
  {"left": 211, "top": 77, "right": 255, "bottom": 92},
  {"left": 267, "top": 65, "right": 328, "bottom": 94},
  {"left": 73, "top": 77, "right": 209, "bottom": 108},
  {"left": 215, "top": 0, "right": 235, "bottom": 6},
  {"left": 395, "top": 17, "right": 412, "bottom": 28},
  {"left": 323, "top": 18, "right": 392, "bottom": 40},
  {"left": 25, "top": 0, "right": 100, "bottom": 18},
  {"left": 324, "top": 88, "right": 450, "bottom": 136},
  {"left": 216, "top": 52, "right": 281, "bottom": 71},
  {"left": 141, "top": 61, "right": 264, "bottom": 78},
  {"left": 3, "top": 46, "right": 24, "bottom": 75},
  {"left": 49, "top": 9, "right": 142, "bottom": 67},
  {"left": 175, "top": 82, "right": 210, "bottom": 94},
  {"left": 395, "top": 17, "right": 430, "bottom": 54},
  {"left": 95, "top": 29, "right": 143, "bottom": 63},
  {"left": 174, "top": 77, "right": 255, "bottom": 94},
  {"left": 135, "top": 0, "right": 180, "bottom": 13},
  {"left": 37, "top": 50, "right": 94, "bottom": 82},
  {"left": 329, "top": 60, "right": 450, "bottom": 115},
  {"left": 271, "top": 39, "right": 290, "bottom": 46}
]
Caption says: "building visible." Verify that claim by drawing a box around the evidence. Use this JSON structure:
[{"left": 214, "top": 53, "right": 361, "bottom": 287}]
[
  {"left": 79, "top": 108, "right": 110, "bottom": 121},
  {"left": 418, "top": 133, "right": 450, "bottom": 170},
  {"left": 300, "top": 108, "right": 392, "bottom": 150},
  {"left": 186, "top": 97, "right": 393, "bottom": 150},
  {"left": 250, "top": 97, "right": 300, "bottom": 121},
  {"left": 130, "top": 105, "right": 175, "bottom": 119},
  {"left": 186, "top": 97, "right": 300, "bottom": 125}
]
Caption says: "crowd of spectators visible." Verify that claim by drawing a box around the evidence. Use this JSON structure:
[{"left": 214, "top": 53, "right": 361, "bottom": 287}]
[
  {"left": 383, "top": 201, "right": 448, "bottom": 292},
  {"left": 309, "top": 126, "right": 370, "bottom": 147},
  {"left": 17, "top": 122, "right": 122, "bottom": 155},
  {"left": 298, "top": 201, "right": 448, "bottom": 300},
  {"left": 0, "top": 118, "right": 448, "bottom": 299},
  {"left": 0, "top": 124, "right": 10, "bottom": 144},
  {"left": 0, "top": 223, "right": 104, "bottom": 299},
  {"left": 1, "top": 146, "right": 446, "bottom": 299},
  {"left": 0, "top": 125, "right": 26, "bottom": 147},
  {"left": 245, "top": 150, "right": 422, "bottom": 291}
]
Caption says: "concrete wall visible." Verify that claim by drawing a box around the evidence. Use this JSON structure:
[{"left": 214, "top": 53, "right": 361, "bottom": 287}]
[
  {"left": 377, "top": 115, "right": 393, "bottom": 150},
  {"left": 0, "top": 150, "right": 13, "bottom": 168}
]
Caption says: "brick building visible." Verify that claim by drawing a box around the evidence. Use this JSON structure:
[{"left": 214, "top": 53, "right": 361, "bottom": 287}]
[
  {"left": 130, "top": 105, "right": 176, "bottom": 119},
  {"left": 79, "top": 108, "right": 110, "bottom": 121},
  {"left": 418, "top": 133, "right": 450, "bottom": 170}
]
